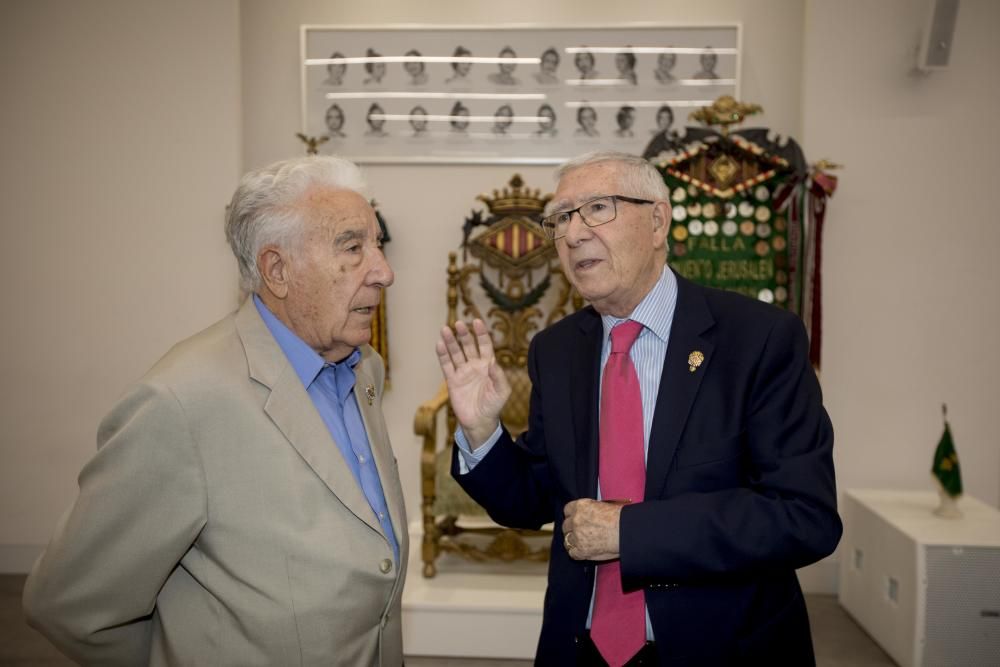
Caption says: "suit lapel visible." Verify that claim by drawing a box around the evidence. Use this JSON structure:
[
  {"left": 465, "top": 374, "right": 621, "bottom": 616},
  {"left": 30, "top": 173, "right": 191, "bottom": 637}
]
[
  {"left": 644, "top": 277, "right": 715, "bottom": 500},
  {"left": 354, "top": 352, "right": 407, "bottom": 550},
  {"left": 235, "top": 299, "right": 382, "bottom": 536},
  {"left": 571, "top": 309, "right": 603, "bottom": 499}
]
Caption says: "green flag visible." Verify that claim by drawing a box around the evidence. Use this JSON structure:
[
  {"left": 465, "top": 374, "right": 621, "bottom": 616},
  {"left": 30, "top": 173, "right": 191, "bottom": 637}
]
[{"left": 932, "top": 407, "right": 962, "bottom": 498}]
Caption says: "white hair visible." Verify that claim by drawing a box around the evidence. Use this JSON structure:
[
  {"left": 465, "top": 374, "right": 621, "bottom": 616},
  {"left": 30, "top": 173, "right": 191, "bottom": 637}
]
[
  {"left": 547, "top": 151, "right": 670, "bottom": 215},
  {"left": 224, "top": 156, "right": 367, "bottom": 292}
]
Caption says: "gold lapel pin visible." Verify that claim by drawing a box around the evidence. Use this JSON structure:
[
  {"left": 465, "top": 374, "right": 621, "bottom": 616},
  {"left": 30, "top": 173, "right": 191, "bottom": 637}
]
[
  {"left": 365, "top": 385, "right": 376, "bottom": 406},
  {"left": 688, "top": 351, "right": 705, "bottom": 373}
]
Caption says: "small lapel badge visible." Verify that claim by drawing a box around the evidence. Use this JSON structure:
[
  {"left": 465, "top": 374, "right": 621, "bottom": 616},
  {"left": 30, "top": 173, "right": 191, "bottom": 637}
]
[
  {"left": 688, "top": 351, "right": 705, "bottom": 373},
  {"left": 365, "top": 384, "right": 376, "bottom": 406}
]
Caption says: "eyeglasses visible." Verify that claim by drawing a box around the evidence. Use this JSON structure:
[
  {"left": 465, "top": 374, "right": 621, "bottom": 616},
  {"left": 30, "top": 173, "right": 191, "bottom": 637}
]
[{"left": 540, "top": 195, "right": 653, "bottom": 240}]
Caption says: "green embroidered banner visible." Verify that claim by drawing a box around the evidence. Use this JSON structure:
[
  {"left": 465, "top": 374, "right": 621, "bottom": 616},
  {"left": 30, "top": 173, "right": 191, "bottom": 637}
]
[
  {"left": 663, "top": 174, "right": 800, "bottom": 310},
  {"left": 654, "top": 135, "right": 806, "bottom": 314}
]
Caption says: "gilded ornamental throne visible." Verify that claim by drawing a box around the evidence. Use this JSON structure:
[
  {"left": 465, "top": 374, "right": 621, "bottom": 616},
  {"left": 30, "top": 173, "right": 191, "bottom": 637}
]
[{"left": 413, "top": 175, "right": 582, "bottom": 577}]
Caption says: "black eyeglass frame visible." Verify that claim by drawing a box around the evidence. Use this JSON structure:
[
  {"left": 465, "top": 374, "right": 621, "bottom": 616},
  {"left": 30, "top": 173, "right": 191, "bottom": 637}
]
[{"left": 540, "top": 195, "right": 654, "bottom": 240}]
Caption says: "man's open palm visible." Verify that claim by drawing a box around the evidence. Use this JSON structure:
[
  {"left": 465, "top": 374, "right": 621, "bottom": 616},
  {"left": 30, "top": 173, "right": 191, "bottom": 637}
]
[{"left": 435, "top": 319, "right": 511, "bottom": 448}]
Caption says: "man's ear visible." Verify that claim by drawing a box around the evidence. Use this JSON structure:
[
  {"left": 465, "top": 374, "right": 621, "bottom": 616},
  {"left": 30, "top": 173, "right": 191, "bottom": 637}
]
[
  {"left": 257, "top": 246, "right": 290, "bottom": 299},
  {"left": 651, "top": 201, "right": 671, "bottom": 247}
]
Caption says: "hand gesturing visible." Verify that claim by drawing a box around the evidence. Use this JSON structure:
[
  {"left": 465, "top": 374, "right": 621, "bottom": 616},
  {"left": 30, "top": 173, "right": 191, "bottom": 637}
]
[{"left": 436, "top": 319, "right": 512, "bottom": 448}]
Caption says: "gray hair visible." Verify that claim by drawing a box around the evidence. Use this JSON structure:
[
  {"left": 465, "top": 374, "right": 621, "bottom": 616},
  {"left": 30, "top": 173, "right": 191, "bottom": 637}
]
[
  {"left": 547, "top": 151, "right": 670, "bottom": 215},
  {"left": 224, "top": 156, "right": 367, "bottom": 292}
]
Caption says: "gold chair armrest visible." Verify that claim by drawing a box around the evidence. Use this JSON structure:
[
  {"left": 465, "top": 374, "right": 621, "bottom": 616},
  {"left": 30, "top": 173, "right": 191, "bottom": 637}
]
[
  {"left": 414, "top": 380, "right": 451, "bottom": 577},
  {"left": 413, "top": 380, "right": 449, "bottom": 438},
  {"left": 414, "top": 380, "right": 450, "bottom": 496}
]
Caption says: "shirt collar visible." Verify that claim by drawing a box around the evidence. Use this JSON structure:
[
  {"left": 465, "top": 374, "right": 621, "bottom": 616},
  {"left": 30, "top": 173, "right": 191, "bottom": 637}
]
[
  {"left": 600, "top": 265, "right": 678, "bottom": 345},
  {"left": 253, "top": 294, "right": 360, "bottom": 388}
]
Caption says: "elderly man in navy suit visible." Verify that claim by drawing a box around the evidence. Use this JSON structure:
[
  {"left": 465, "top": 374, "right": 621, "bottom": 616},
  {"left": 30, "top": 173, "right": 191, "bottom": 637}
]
[{"left": 436, "top": 151, "right": 841, "bottom": 666}]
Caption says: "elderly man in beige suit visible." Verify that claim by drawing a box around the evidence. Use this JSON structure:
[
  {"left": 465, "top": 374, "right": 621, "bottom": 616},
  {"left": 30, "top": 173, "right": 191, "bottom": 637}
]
[{"left": 23, "top": 156, "right": 408, "bottom": 666}]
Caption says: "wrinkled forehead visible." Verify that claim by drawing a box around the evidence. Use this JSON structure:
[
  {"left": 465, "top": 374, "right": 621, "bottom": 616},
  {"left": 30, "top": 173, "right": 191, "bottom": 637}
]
[
  {"left": 297, "top": 187, "right": 376, "bottom": 236},
  {"left": 546, "top": 163, "right": 624, "bottom": 215}
]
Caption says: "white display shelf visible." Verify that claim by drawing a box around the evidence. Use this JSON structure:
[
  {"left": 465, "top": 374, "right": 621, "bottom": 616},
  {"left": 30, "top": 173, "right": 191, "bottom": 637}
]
[{"left": 838, "top": 489, "right": 1000, "bottom": 667}]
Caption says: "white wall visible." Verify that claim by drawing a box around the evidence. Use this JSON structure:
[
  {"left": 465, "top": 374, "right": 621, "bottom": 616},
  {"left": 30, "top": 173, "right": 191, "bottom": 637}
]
[
  {"left": 2, "top": 0, "right": 996, "bottom": 589},
  {"left": 802, "top": 0, "right": 1000, "bottom": 508},
  {"left": 0, "top": 0, "right": 242, "bottom": 570}
]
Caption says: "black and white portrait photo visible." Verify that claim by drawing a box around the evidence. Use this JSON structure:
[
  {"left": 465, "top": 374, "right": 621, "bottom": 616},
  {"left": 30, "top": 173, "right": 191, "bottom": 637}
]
[
  {"left": 403, "top": 49, "right": 428, "bottom": 85},
  {"left": 449, "top": 101, "right": 470, "bottom": 133},
  {"left": 534, "top": 103, "right": 557, "bottom": 138},
  {"left": 492, "top": 104, "right": 514, "bottom": 135},
  {"left": 654, "top": 50, "right": 677, "bottom": 84},
  {"left": 324, "top": 103, "right": 346, "bottom": 138},
  {"left": 365, "top": 102, "right": 388, "bottom": 137},
  {"left": 323, "top": 51, "right": 346, "bottom": 86},
  {"left": 446, "top": 45, "right": 472, "bottom": 84},
  {"left": 534, "top": 47, "right": 560, "bottom": 85},
  {"left": 363, "top": 48, "right": 386, "bottom": 84},
  {"left": 488, "top": 46, "right": 520, "bottom": 86},
  {"left": 693, "top": 48, "right": 719, "bottom": 79},
  {"left": 574, "top": 105, "right": 599, "bottom": 137},
  {"left": 615, "top": 49, "right": 637, "bottom": 85},
  {"left": 408, "top": 105, "right": 429, "bottom": 136},
  {"left": 652, "top": 104, "right": 674, "bottom": 136},
  {"left": 574, "top": 49, "right": 599, "bottom": 80},
  {"left": 614, "top": 105, "right": 635, "bottom": 138}
]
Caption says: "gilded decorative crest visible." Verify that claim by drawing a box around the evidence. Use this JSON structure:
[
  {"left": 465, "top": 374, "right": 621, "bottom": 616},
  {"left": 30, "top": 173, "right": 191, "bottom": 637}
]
[
  {"left": 465, "top": 175, "right": 553, "bottom": 274},
  {"left": 476, "top": 174, "right": 549, "bottom": 216},
  {"left": 708, "top": 154, "right": 740, "bottom": 187},
  {"left": 688, "top": 95, "right": 763, "bottom": 136}
]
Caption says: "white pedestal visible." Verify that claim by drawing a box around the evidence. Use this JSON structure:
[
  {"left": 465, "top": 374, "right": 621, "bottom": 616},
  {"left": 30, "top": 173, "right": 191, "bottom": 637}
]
[
  {"left": 838, "top": 489, "right": 1000, "bottom": 667},
  {"left": 401, "top": 522, "right": 546, "bottom": 659}
]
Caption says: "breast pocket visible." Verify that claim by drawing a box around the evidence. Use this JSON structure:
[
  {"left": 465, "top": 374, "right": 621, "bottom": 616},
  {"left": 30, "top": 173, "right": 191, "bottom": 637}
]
[{"left": 675, "top": 431, "right": 744, "bottom": 469}]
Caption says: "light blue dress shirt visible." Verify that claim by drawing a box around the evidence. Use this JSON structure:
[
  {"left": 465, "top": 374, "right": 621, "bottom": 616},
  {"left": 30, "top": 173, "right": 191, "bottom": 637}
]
[
  {"left": 454, "top": 266, "right": 679, "bottom": 638},
  {"left": 254, "top": 295, "right": 399, "bottom": 564}
]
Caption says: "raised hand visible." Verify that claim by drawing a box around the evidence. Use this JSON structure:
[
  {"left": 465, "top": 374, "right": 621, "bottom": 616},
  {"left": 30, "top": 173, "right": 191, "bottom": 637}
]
[{"left": 436, "top": 319, "right": 512, "bottom": 448}]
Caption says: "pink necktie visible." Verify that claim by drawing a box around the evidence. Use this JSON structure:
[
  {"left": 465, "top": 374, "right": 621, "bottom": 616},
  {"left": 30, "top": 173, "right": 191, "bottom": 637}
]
[{"left": 591, "top": 319, "right": 646, "bottom": 667}]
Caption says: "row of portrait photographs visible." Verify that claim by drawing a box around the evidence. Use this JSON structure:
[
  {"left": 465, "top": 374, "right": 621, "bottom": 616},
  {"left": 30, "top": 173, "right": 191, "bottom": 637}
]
[
  {"left": 323, "top": 102, "right": 679, "bottom": 139},
  {"left": 318, "top": 46, "right": 730, "bottom": 88}
]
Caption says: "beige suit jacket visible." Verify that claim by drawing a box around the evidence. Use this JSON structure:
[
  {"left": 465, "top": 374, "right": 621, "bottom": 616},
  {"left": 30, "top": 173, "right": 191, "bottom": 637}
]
[{"left": 23, "top": 298, "right": 408, "bottom": 666}]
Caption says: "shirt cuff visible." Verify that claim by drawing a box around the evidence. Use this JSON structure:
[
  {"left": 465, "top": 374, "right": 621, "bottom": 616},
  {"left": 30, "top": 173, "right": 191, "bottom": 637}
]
[{"left": 454, "top": 423, "right": 503, "bottom": 474}]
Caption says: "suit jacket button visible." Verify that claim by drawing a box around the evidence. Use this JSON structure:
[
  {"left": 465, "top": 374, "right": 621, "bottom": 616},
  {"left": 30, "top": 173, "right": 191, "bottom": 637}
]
[{"left": 379, "top": 558, "right": 393, "bottom": 574}]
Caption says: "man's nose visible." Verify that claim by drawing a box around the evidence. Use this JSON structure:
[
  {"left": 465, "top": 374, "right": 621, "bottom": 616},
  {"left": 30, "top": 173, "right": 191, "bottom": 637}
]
[
  {"left": 562, "top": 210, "right": 592, "bottom": 245},
  {"left": 369, "top": 250, "right": 394, "bottom": 288}
]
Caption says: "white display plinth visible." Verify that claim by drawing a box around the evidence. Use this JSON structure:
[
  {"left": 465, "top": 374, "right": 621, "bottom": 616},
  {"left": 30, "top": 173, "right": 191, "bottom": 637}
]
[
  {"left": 838, "top": 489, "right": 1000, "bottom": 667},
  {"left": 401, "top": 521, "right": 547, "bottom": 659}
]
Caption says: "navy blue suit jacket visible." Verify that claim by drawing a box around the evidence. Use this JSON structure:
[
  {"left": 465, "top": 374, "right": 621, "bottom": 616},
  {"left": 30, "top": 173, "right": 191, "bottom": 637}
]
[{"left": 452, "top": 273, "right": 842, "bottom": 665}]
